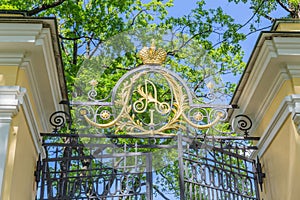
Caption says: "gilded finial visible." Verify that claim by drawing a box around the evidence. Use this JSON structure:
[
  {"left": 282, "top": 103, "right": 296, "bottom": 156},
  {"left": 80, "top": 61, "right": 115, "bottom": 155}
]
[{"left": 138, "top": 39, "right": 167, "bottom": 65}]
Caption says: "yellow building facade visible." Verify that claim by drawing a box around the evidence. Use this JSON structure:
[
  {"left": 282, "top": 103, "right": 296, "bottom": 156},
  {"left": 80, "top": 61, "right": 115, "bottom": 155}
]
[
  {"left": 0, "top": 16, "right": 67, "bottom": 199},
  {"left": 230, "top": 20, "right": 300, "bottom": 199}
]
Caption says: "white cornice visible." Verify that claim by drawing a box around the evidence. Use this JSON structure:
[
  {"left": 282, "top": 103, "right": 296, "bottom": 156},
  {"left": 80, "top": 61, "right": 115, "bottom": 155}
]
[
  {"left": 0, "top": 23, "right": 42, "bottom": 43},
  {"left": 232, "top": 32, "right": 300, "bottom": 160},
  {"left": 286, "top": 64, "right": 300, "bottom": 78},
  {"left": 20, "top": 89, "right": 45, "bottom": 157},
  {"left": 35, "top": 28, "right": 64, "bottom": 112},
  {"left": 20, "top": 61, "right": 48, "bottom": 131},
  {"left": 253, "top": 67, "right": 288, "bottom": 127},
  {"left": 0, "top": 21, "right": 64, "bottom": 132},
  {"left": 233, "top": 34, "right": 300, "bottom": 130},
  {"left": 237, "top": 40, "right": 278, "bottom": 115},
  {"left": 272, "top": 37, "right": 300, "bottom": 55},
  {"left": 0, "top": 52, "right": 24, "bottom": 66},
  {"left": 239, "top": 62, "right": 300, "bottom": 135}
]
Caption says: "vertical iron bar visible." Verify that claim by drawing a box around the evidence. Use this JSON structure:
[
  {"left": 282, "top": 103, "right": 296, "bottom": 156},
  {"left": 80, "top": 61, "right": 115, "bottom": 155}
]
[
  {"left": 177, "top": 133, "right": 185, "bottom": 200},
  {"left": 146, "top": 152, "right": 153, "bottom": 200},
  {"left": 39, "top": 158, "right": 46, "bottom": 200},
  {"left": 253, "top": 161, "right": 261, "bottom": 200}
]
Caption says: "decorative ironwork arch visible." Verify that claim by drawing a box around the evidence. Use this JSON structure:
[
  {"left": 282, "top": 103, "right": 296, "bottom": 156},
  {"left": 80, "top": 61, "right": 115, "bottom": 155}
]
[
  {"left": 35, "top": 44, "right": 265, "bottom": 200},
  {"left": 75, "top": 64, "right": 251, "bottom": 137}
]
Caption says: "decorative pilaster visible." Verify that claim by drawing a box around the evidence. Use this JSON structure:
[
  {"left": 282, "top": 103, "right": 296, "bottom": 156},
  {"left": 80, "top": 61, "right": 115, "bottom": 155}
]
[{"left": 0, "top": 86, "right": 24, "bottom": 198}]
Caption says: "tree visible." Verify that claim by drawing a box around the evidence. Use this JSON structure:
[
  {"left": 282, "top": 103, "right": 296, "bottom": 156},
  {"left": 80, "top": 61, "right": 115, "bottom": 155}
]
[
  {"left": 1, "top": 0, "right": 248, "bottom": 96},
  {"left": 229, "top": 0, "right": 300, "bottom": 21}
]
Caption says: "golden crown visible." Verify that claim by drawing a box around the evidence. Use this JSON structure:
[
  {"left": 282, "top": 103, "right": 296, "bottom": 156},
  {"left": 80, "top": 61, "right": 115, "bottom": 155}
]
[{"left": 138, "top": 40, "right": 167, "bottom": 65}]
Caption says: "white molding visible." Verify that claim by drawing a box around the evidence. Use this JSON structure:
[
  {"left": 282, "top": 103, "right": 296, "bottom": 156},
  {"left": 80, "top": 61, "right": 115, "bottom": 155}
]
[
  {"left": 0, "top": 52, "right": 24, "bottom": 66},
  {"left": 234, "top": 35, "right": 300, "bottom": 142},
  {"left": 36, "top": 28, "right": 64, "bottom": 112},
  {"left": 0, "top": 23, "right": 64, "bottom": 132},
  {"left": 20, "top": 61, "right": 49, "bottom": 131},
  {"left": 238, "top": 40, "right": 278, "bottom": 114},
  {"left": 251, "top": 66, "right": 290, "bottom": 132},
  {"left": 286, "top": 64, "right": 300, "bottom": 78},
  {"left": 272, "top": 37, "right": 300, "bottom": 56},
  {"left": 0, "top": 23, "right": 42, "bottom": 43},
  {"left": 0, "top": 86, "right": 24, "bottom": 199},
  {"left": 20, "top": 91, "right": 45, "bottom": 158},
  {"left": 0, "top": 20, "right": 63, "bottom": 153},
  {"left": 292, "top": 113, "right": 300, "bottom": 133},
  {"left": 252, "top": 95, "right": 300, "bottom": 158},
  {"left": 0, "top": 86, "right": 23, "bottom": 120},
  {"left": 243, "top": 63, "right": 300, "bottom": 142}
]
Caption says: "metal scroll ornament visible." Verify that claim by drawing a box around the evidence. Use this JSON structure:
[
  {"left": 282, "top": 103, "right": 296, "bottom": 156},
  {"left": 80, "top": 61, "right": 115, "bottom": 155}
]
[{"left": 78, "top": 44, "right": 239, "bottom": 136}]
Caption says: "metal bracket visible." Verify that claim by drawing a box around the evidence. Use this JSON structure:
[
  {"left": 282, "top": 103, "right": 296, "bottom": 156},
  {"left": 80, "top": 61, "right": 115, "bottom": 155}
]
[
  {"left": 34, "top": 154, "right": 42, "bottom": 187},
  {"left": 256, "top": 156, "right": 266, "bottom": 192}
]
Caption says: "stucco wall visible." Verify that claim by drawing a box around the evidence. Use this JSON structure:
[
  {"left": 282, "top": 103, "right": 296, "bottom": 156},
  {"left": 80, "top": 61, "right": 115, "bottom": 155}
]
[
  {"left": 2, "top": 107, "right": 37, "bottom": 200},
  {"left": 259, "top": 116, "right": 300, "bottom": 199},
  {"left": 231, "top": 21, "right": 300, "bottom": 200},
  {"left": 0, "top": 17, "right": 66, "bottom": 200}
]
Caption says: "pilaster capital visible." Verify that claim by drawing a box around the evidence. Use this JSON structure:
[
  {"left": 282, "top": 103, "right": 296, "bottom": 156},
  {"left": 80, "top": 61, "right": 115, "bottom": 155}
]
[{"left": 0, "top": 86, "right": 25, "bottom": 122}]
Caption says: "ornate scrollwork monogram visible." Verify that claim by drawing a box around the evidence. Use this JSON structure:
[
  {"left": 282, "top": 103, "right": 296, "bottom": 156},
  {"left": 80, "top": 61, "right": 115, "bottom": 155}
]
[
  {"left": 75, "top": 44, "right": 252, "bottom": 136},
  {"left": 80, "top": 68, "right": 225, "bottom": 136},
  {"left": 133, "top": 80, "right": 171, "bottom": 115}
]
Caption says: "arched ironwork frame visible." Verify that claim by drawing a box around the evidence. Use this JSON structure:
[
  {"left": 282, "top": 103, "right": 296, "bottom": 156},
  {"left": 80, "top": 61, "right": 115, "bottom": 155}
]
[
  {"left": 73, "top": 64, "right": 252, "bottom": 137},
  {"left": 35, "top": 61, "right": 264, "bottom": 199}
]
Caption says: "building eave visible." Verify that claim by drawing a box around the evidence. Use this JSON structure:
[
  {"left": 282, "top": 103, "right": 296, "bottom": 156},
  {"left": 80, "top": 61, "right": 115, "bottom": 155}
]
[
  {"left": 0, "top": 16, "right": 69, "bottom": 116},
  {"left": 229, "top": 20, "right": 300, "bottom": 120}
]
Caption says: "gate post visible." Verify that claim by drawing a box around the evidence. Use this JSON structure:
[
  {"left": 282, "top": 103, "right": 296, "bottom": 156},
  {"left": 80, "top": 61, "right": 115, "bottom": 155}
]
[
  {"left": 177, "top": 133, "right": 185, "bottom": 200},
  {"left": 230, "top": 20, "right": 300, "bottom": 199},
  {"left": 146, "top": 152, "right": 153, "bottom": 200},
  {"left": 0, "top": 16, "right": 67, "bottom": 200}
]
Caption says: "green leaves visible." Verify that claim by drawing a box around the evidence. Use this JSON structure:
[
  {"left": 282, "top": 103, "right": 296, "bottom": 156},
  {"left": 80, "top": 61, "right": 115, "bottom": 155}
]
[
  {"left": 290, "top": 0, "right": 300, "bottom": 6},
  {"left": 2, "top": 0, "right": 253, "bottom": 102}
]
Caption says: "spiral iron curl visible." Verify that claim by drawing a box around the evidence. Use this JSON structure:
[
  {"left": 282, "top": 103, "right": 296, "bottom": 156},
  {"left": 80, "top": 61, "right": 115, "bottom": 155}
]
[
  {"left": 49, "top": 111, "right": 70, "bottom": 131},
  {"left": 234, "top": 114, "right": 252, "bottom": 136}
]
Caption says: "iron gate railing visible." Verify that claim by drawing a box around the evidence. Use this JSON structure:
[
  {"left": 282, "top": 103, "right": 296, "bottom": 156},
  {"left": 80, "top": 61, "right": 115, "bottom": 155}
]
[
  {"left": 34, "top": 51, "right": 265, "bottom": 199},
  {"left": 181, "top": 137, "right": 260, "bottom": 200},
  {"left": 35, "top": 130, "right": 261, "bottom": 200},
  {"left": 36, "top": 133, "right": 159, "bottom": 199}
]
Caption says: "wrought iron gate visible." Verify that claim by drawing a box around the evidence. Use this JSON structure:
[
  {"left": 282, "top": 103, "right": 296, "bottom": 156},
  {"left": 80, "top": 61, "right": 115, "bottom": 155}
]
[
  {"left": 36, "top": 132, "right": 159, "bottom": 199},
  {"left": 35, "top": 114, "right": 261, "bottom": 200},
  {"left": 35, "top": 44, "right": 264, "bottom": 199},
  {"left": 181, "top": 137, "right": 259, "bottom": 200}
]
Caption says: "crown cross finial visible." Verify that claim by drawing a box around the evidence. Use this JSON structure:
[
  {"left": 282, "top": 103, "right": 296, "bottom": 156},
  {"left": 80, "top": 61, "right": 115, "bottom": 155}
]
[{"left": 138, "top": 40, "right": 167, "bottom": 65}]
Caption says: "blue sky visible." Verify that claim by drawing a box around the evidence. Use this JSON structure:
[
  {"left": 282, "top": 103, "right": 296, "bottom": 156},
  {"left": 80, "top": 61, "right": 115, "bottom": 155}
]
[
  {"left": 170, "top": 0, "right": 264, "bottom": 62},
  {"left": 165, "top": 0, "right": 287, "bottom": 92},
  {"left": 168, "top": 0, "right": 274, "bottom": 62}
]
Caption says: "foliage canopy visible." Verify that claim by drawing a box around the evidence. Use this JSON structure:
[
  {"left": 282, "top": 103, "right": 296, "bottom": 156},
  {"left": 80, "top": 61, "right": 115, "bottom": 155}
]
[
  {"left": 1, "top": 0, "right": 297, "bottom": 198},
  {"left": 1, "top": 0, "right": 297, "bottom": 99}
]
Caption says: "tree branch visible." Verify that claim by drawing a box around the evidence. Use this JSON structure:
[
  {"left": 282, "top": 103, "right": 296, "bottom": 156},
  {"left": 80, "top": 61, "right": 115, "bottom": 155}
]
[
  {"left": 262, "top": 13, "right": 275, "bottom": 22},
  {"left": 159, "top": 172, "right": 176, "bottom": 191},
  {"left": 59, "top": 34, "right": 96, "bottom": 41},
  {"left": 89, "top": 40, "right": 103, "bottom": 58},
  {"left": 212, "top": 25, "right": 272, "bottom": 49},
  {"left": 130, "top": 9, "right": 147, "bottom": 26},
  {"left": 244, "top": 25, "right": 272, "bottom": 37},
  {"left": 153, "top": 185, "right": 170, "bottom": 200},
  {"left": 27, "top": 0, "right": 66, "bottom": 16},
  {"left": 73, "top": 37, "right": 78, "bottom": 66},
  {"left": 167, "top": 32, "right": 203, "bottom": 56},
  {"left": 276, "top": 0, "right": 292, "bottom": 13}
]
